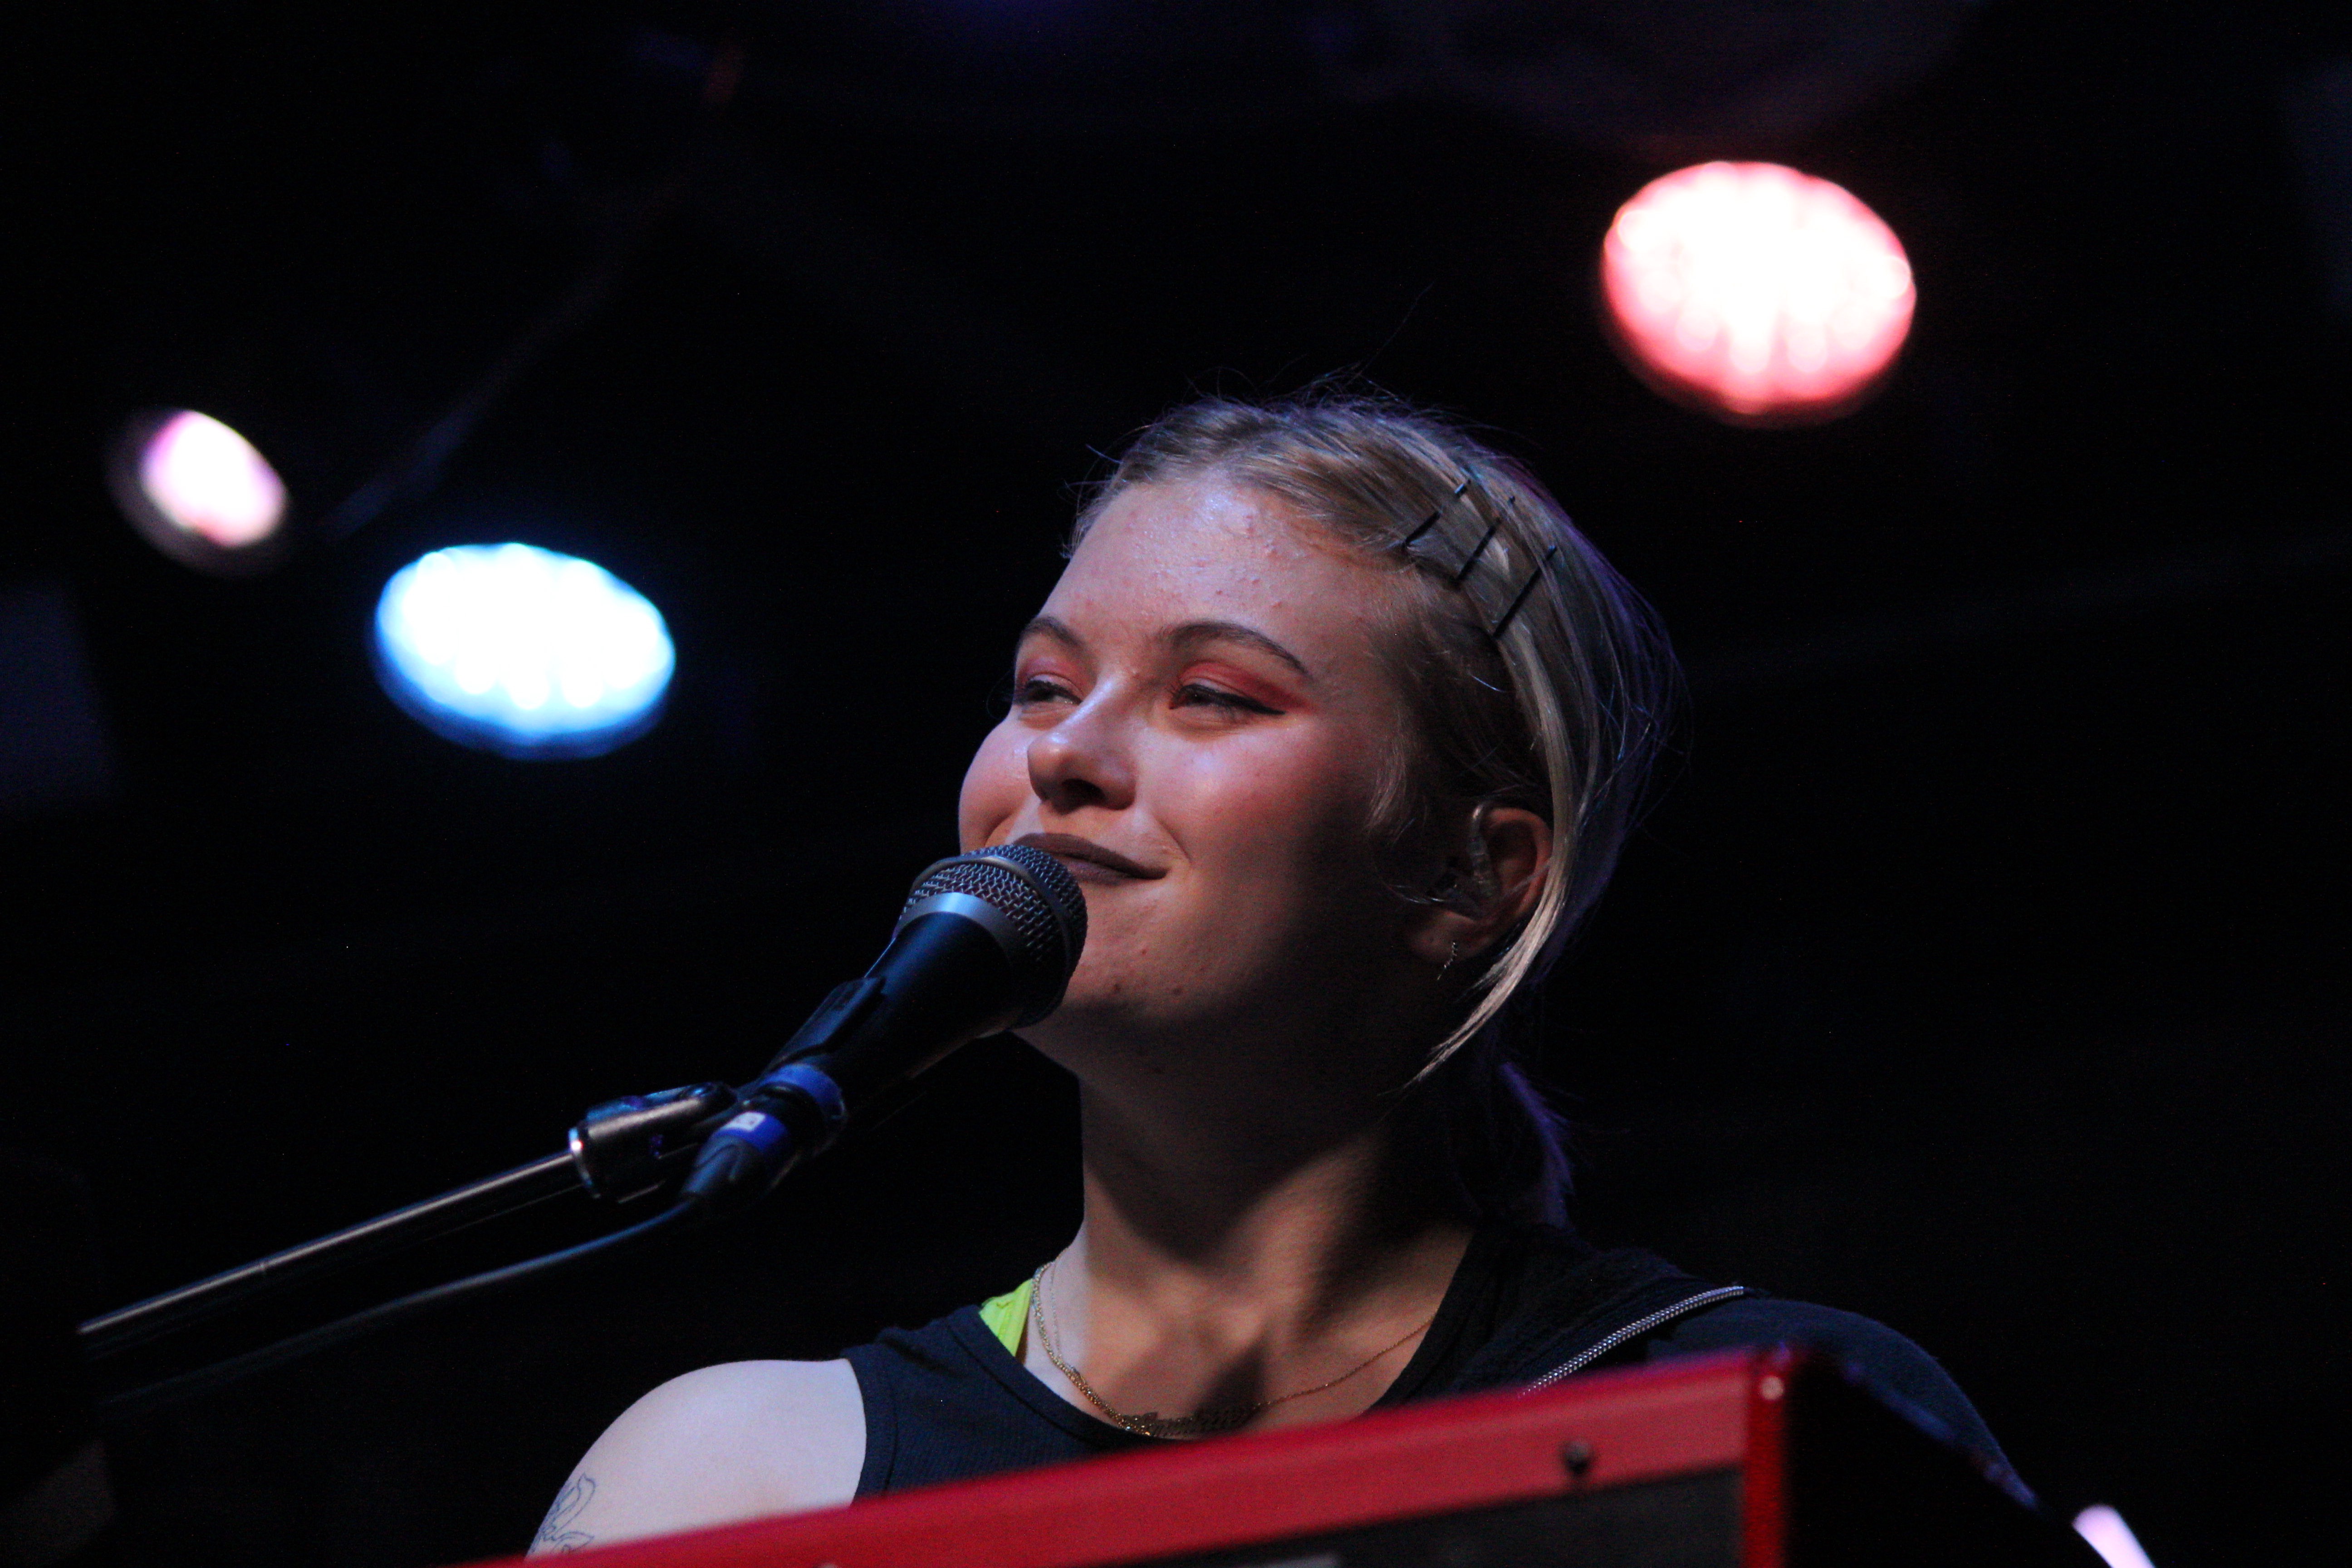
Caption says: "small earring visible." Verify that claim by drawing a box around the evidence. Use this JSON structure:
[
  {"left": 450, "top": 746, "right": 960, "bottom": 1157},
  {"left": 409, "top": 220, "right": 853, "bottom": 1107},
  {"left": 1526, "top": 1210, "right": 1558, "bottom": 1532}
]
[{"left": 1439, "top": 941, "right": 1460, "bottom": 980}]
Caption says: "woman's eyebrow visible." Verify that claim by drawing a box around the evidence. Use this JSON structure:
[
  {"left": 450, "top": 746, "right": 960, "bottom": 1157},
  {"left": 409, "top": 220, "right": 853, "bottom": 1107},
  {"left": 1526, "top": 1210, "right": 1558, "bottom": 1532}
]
[
  {"left": 1018, "top": 614, "right": 1084, "bottom": 650},
  {"left": 1168, "top": 619, "right": 1313, "bottom": 681}
]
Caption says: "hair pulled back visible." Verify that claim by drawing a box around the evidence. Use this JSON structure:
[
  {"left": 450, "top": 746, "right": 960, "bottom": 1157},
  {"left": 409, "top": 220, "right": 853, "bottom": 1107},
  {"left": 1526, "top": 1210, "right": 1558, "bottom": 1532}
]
[{"left": 1074, "top": 391, "right": 1677, "bottom": 1226}]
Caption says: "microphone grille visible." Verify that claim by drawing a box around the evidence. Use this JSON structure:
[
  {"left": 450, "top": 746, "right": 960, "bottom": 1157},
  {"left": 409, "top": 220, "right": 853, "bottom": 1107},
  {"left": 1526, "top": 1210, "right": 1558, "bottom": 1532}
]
[{"left": 901, "top": 843, "right": 1087, "bottom": 1025}]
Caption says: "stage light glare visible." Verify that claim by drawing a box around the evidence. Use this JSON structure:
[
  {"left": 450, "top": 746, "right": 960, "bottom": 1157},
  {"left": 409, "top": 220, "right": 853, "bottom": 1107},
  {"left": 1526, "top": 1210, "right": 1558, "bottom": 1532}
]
[
  {"left": 1601, "top": 162, "right": 1914, "bottom": 425},
  {"left": 373, "top": 543, "right": 673, "bottom": 759},
  {"left": 125, "top": 410, "right": 288, "bottom": 550},
  {"left": 2072, "top": 1506, "right": 2157, "bottom": 1568}
]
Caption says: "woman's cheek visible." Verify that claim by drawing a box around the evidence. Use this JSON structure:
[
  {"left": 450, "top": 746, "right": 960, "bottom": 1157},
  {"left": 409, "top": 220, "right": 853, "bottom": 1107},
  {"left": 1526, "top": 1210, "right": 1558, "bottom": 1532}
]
[
  {"left": 1166, "top": 734, "right": 1349, "bottom": 860},
  {"left": 957, "top": 722, "right": 1028, "bottom": 850}
]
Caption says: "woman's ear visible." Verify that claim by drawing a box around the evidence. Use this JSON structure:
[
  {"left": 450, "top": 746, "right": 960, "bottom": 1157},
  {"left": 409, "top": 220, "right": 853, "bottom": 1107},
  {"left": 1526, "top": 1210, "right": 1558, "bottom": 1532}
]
[{"left": 1406, "top": 805, "right": 1552, "bottom": 968}]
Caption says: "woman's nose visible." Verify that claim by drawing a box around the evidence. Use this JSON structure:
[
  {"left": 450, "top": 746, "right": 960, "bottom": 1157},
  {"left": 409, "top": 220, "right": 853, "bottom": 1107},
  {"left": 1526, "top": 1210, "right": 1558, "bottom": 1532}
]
[{"left": 1026, "top": 702, "right": 1136, "bottom": 815}]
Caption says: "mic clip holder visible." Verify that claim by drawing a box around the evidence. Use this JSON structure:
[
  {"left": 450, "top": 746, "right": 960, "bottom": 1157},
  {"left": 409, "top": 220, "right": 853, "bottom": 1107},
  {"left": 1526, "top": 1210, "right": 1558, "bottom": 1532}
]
[
  {"left": 677, "top": 976, "right": 882, "bottom": 1208},
  {"left": 568, "top": 1082, "right": 741, "bottom": 1203},
  {"left": 759, "top": 975, "right": 885, "bottom": 1075}
]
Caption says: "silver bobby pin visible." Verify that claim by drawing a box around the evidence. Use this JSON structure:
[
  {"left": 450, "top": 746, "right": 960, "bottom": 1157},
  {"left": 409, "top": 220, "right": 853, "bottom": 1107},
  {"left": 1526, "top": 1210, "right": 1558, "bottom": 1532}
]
[
  {"left": 1392, "top": 473, "right": 1556, "bottom": 641},
  {"left": 1451, "top": 511, "right": 1504, "bottom": 586},
  {"left": 1397, "top": 477, "right": 1471, "bottom": 562},
  {"left": 1486, "top": 544, "right": 1559, "bottom": 640}
]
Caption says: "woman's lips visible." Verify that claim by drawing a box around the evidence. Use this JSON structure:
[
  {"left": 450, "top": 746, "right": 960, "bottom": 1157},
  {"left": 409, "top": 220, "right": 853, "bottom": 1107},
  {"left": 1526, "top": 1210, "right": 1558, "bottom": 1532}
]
[{"left": 1014, "top": 832, "right": 1164, "bottom": 882}]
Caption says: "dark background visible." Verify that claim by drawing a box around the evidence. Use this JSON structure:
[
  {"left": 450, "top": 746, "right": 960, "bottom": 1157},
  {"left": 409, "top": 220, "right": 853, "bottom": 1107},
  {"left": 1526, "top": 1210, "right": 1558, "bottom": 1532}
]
[{"left": 4, "top": 2, "right": 2346, "bottom": 1563}]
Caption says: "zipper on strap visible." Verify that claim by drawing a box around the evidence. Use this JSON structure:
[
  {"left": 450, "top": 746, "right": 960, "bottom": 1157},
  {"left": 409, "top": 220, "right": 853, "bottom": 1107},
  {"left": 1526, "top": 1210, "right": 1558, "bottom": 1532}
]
[{"left": 1519, "top": 1285, "right": 1752, "bottom": 1394}]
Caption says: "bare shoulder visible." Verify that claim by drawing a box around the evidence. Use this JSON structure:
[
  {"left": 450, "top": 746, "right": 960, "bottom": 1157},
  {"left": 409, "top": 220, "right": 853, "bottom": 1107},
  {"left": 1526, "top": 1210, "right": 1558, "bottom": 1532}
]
[{"left": 529, "top": 1358, "right": 864, "bottom": 1555}]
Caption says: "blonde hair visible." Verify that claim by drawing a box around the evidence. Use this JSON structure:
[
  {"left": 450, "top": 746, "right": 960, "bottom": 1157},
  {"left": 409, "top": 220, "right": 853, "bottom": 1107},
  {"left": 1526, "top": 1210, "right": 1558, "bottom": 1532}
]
[{"left": 1075, "top": 392, "right": 1676, "bottom": 1223}]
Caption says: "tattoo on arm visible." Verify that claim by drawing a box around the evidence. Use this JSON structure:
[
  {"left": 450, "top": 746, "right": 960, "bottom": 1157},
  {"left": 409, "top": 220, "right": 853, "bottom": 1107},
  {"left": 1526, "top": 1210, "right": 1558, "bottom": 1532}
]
[{"left": 533, "top": 1475, "right": 597, "bottom": 1553}]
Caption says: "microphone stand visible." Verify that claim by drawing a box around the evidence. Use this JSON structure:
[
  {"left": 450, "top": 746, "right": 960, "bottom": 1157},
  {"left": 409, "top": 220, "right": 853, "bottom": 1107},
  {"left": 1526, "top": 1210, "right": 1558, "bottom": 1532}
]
[
  {"left": 77, "top": 1081, "right": 739, "bottom": 1396},
  {"left": 76, "top": 916, "right": 1011, "bottom": 1417}
]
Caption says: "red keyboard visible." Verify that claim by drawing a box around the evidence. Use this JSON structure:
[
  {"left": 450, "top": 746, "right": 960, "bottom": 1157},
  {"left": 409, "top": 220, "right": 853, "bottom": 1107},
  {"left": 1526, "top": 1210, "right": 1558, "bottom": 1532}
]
[{"left": 467, "top": 1349, "right": 2094, "bottom": 1568}]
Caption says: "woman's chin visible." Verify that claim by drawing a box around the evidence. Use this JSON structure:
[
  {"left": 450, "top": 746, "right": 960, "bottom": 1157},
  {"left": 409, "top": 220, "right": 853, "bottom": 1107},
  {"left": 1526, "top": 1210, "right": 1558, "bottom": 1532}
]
[
  {"left": 1013, "top": 989, "right": 1195, "bottom": 1077},
  {"left": 1014, "top": 994, "right": 1131, "bottom": 1056}
]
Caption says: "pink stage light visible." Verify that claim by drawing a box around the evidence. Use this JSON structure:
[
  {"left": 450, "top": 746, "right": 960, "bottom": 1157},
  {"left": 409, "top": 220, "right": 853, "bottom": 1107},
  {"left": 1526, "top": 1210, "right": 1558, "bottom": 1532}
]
[
  {"left": 2073, "top": 1506, "right": 2158, "bottom": 1568},
  {"left": 135, "top": 410, "right": 287, "bottom": 549},
  {"left": 1601, "top": 162, "right": 1915, "bottom": 425}
]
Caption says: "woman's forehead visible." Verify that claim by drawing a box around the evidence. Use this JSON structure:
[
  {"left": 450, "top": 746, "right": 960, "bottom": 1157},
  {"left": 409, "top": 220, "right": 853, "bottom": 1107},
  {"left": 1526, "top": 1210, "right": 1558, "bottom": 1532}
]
[{"left": 1046, "top": 479, "right": 1393, "bottom": 641}]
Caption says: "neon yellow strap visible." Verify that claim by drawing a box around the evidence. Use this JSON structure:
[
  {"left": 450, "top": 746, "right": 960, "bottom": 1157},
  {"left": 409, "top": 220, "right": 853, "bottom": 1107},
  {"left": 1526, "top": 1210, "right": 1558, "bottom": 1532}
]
[{"left": 976, "top": 1277, "right": 1034, "bottom": 1355}]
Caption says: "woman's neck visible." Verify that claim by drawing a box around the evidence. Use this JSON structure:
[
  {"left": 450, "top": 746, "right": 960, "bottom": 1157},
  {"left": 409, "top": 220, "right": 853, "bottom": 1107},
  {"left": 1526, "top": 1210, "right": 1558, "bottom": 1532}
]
[
  {"left": 1082, "top": 1075, "right": 1458, "bottom": 1269},
  {"left": 1024, "top": 1079, "right": 1472, "bottom": 1432}
]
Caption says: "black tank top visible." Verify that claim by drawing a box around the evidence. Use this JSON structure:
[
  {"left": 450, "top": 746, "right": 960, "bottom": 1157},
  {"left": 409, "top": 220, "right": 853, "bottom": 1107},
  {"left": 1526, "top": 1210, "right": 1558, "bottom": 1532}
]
[
  {"left": 840, "top": 1226, "right": 2006, "bottom": 1499},
  {"left": 841, "top": 1225, "right": 1605, "bottom": 1498}
]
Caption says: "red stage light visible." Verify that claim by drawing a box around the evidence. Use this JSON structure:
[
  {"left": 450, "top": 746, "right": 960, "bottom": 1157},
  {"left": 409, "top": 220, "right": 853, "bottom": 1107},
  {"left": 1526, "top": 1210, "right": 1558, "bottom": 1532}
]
[{"left": 1601, "top": 162, "right": 1915, "bottom": 426}]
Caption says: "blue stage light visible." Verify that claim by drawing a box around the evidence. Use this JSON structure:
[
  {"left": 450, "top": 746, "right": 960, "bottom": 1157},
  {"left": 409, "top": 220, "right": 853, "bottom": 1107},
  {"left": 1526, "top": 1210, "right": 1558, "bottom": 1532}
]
[{"left": 373, "top": 544, "right": 674, "bottom": 758}]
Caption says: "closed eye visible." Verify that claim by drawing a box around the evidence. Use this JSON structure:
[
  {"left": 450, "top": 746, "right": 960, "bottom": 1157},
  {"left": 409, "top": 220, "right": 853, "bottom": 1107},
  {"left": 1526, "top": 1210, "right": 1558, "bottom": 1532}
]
[
  {"left": 1174, "top": 681, "right": 1282, "bottom": 716},
  {"left": 1014, "top": 675, "right": 1079, "bottom": 707}
]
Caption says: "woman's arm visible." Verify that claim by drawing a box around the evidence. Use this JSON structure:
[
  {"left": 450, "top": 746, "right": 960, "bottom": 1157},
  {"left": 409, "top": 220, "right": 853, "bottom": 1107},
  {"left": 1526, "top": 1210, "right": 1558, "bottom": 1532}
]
[{"left": 528, "top": 1359, "right": 865, "bottom": 1555}]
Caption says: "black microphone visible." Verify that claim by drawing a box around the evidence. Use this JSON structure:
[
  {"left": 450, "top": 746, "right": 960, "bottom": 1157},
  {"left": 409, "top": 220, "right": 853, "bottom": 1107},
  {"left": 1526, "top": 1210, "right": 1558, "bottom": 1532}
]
[{"left": 681, "top": 843, "right": 1087, "bottom": 1207}]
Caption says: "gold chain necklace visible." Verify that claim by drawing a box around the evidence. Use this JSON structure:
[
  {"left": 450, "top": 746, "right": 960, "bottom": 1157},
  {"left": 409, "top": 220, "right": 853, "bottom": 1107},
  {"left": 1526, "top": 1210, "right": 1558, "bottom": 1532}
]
[{"left": 1027, "top": 1260, "right": 1436, "bottom": 1440}]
